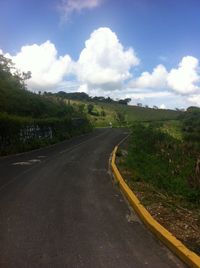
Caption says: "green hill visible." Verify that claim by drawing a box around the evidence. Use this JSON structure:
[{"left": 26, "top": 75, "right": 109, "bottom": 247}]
[
  {"left": 0, "top": 81, "right": 75, "bottom": 119},
  {"left": 0, "top": 55, "right": 92, "bottom": 155},
  {"left": 95, "top": 102, "right": 181, "bottom": 126},
  {"left": 0, "top": 71, "right": 181, "bottom": 128},
  {"left": 0, "top": 54, "right": 182, "bottom": 155},
  {"left": 58, "top": 96, "right": 181, "bottom": 127}
]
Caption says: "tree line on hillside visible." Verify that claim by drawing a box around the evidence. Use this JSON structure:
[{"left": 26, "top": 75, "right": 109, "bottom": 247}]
[{"left": 46, "top": 91, "right": 132, "bottom": 106}]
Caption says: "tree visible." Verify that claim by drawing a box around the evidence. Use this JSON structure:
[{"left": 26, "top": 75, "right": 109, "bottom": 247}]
[
  {"left": 118, "top": 98, "right": 131, "bottom": 105},
  {"left": 0, "top": 54, "right": 14, "bottom": 74},
  {"left": 101, "top": 110, "right": 106, "bottom": 117},
  {"left": 187, "top": 106, "right": 200, "bottom": 112},
  {"left": 0, "top": 54, "right": 31, "bottom": 90},
  {"left": 116, "top": 111, "right": 126, "bottom": 126},
  {"left": 78, "top": 104, "right": 85, "bottom": 114},
  {"left": 22, "top": 71, "right": 32, "bottom": 81},
  {"left": 87, "top": 104, "right": 94, "bottom": 114}
]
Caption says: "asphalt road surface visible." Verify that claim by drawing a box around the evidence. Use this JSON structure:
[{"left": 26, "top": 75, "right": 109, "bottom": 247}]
[{"left": 0, "top": 128, "right": 185, "bottom": 268}]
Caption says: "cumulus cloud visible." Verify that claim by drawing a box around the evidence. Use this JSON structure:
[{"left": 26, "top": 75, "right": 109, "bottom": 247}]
[
  {"left": 2, "top": 26, "right": 200, "bottom": 108},
  {"left": 167, "top": 56, "right": 200, "bottom": 94},
  {"left": 130, "top": 64, "right": 168, "bottom": 89},
  {"left": 2, "top": 28, "right": 139, "bottom": 93},
  {"left": 59, "top": 0, "right": 103, "bottom": 20},
  {"left": 130, "top": 56, "right": 200, "bottom": 96},
  {"left": 188, "top": 94, "right": 200, "bottom": 106},
  {"left": 123, "top": 90, "right": 172, "bottom": 101},
  {"left": 5, "top": 41, "right": 73, "bottom": 90},
  {"left": 76, "top": 27, "right": 139, "bottom": 90},
  {"left": 77, "top": 83, "right": 89, "bottom": 93},
  {"left": 160, "top": 104, "right": 166, "bottom": 109}
]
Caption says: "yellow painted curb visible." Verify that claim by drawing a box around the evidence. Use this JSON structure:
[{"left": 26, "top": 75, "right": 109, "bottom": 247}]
[{"left": 111, "top": 145, "right": 200, "bottom": 268}]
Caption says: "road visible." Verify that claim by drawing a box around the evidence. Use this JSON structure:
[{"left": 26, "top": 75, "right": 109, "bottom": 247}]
[{"left": 0, "top": 128, "right": 185, "bottom": 268}]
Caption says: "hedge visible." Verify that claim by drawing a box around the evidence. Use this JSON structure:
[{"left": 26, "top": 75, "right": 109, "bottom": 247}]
[{"left": 0, "top": 113, "right": 92, "bottom": 155}]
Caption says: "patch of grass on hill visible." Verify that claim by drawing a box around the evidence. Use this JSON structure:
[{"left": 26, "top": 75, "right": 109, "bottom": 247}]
[
  {"left": 0, "top": 85, "right": 76, "bottom": 118},
  {"left": 64, "top": 99, "right": 181, "bottom": 127},
  {"left": 113, "top": 104, "right": 180, "bottom": 123},
  {"left": 122, "top": 122, "right": 200, "bottom": 204}
]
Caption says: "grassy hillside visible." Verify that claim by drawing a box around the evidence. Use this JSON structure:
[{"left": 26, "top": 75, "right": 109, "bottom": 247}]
[
  {"left": 0, "top": 54, "right": 181, "bottom": 128},
  {"left": 0, "top": 83, "right": 181, "bottom": 127},
  {"left": 102, "top": 102, "right": 181, "bottom": 124},
  {"left": 65, "top": 99, "right": 181, "bottom": 127},
  {"left": 0, "top": 86, "right": 76, "bottom": 118},
  {"left": 123, "top": 122, "right": 199, "bottom": 200},
  {"left": 0, "top": 55, "right": 92, "bottom": 155}
]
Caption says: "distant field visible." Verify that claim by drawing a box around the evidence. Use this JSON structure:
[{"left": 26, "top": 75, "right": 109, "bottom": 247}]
[
  {"left": 103, "top": 102, "right": 181, "bottom": 123},
  {"left": 68, "top": 99, "right": 181, "bottom": 127}
]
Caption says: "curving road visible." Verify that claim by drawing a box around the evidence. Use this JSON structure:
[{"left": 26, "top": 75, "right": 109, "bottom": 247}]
[{"left": 0, "top": 128, "right": 185, "bottom": 267}]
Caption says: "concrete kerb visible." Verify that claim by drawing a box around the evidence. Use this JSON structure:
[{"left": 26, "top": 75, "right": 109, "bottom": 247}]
[{"left": 111, "top": 144, "right": 200, "bottom": 268}]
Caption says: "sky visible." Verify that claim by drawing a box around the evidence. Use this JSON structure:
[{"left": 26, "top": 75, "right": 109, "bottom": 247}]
[{"left": 1, "top": 0, "right": 200, "bottom": 109}]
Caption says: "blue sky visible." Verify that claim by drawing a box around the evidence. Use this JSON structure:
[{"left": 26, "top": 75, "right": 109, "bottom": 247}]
[{"left": 1, "top": 0, "right": 200, "bottom": 109}]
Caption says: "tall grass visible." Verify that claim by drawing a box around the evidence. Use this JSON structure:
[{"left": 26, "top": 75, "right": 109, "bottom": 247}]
[{"left": 124, "top": 123, "right": 200, "bottom": 204}]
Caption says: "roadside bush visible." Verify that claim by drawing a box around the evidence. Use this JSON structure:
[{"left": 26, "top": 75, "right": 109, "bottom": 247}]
[
  {"left": 181, "top": 108, "right": 200, "bottom": 146},
  {"left": 0, "top": 113, "right": 92, "bottom": 155},
  {"left": 124, "top": 123, "right": 200, "bottom": 204}
]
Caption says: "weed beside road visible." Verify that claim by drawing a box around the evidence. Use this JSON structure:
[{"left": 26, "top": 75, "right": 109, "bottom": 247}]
[
  {"left": 122, "top": 122, "right": 200, "bottom": 203},
  {"left": 117, "top": 121, "right": 200, "bottom": 254}
]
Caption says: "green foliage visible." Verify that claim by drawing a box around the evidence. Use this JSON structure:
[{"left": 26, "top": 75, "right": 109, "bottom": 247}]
[
  {"left": 0, "top": 113, "right": 92, "bottom": 155},
  {"left": 71, "top": 100, "right": 181, "bottom": 128},
  {"left": 41, "top": 88, "right": 181, "bottom": 127},
  {"left": 100, "top": 110, "right": 106, "bottom": 117},
  {"left": 0, "top": 55, "right": 92, "bottom": 155},
  {"left": 118, "top": 98, "right": 131, "bottom": 105},
  {"left": 87, "top": 103, "right": 94, "bottom": 114},
  {"left": 77, "top": 104, "right": 85, "bottom": 114},
  {"left": 116, "top": 111, "right": 126, "bottom": 126},
  {"left": 91, "top": 102, "right": 180, "bottom": 127},
  {"left": 55, "top": 91, "right": 91, "bottom": 101},
  {"left": 124, "top": 123, "right": 200, "bottom": 204},
  {"left": 161, "top": 120, "right": 183, "bottom": 140},
  {"left": 0, "top": 54, "right": 14, "bottom": 74},
  {"left": 0, "top": 54, "right": 77, "bottom": 119},
  {"left": 0, "top": 84, "right": 77, "bottom": 118},
  {"left": 181, "top": 107, "right": 200, "bottom": 145}
]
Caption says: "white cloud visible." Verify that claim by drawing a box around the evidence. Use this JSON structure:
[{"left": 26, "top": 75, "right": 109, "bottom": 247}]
[
  {"left": 59, "top": 0, "right": 103, "bottom": 20},
  {"left": 130, "top": 56, "right": 200, "bottom": 97},
  {"left": 77, "top": 83, "right": 89, "bottom": 93},
  {"left": 188, "top": 94, "right": 200, "bottom": 106},
  {"left": 167, "top": 56, "right": 200, "bottom": 94},
  {"left": 160, "top": 104, "right": 166, "bottom": 109},
  {"left": 2, "top": 26, "right": 200, "bottom": 109},
  {"left": 124, "top": 90, "right": 172, "bottom": 101},
  {"left": 3, "top": 27, "right": 139, "bottom": 93},
  {"left": 130, "top": 64, "right": 168, "bottom": 89},
  {"left": 76, "top": 27, "right": 139, "bottom": 89},
  {"left": 6, "top": 41, "right": 73, "bottom": 90}
]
